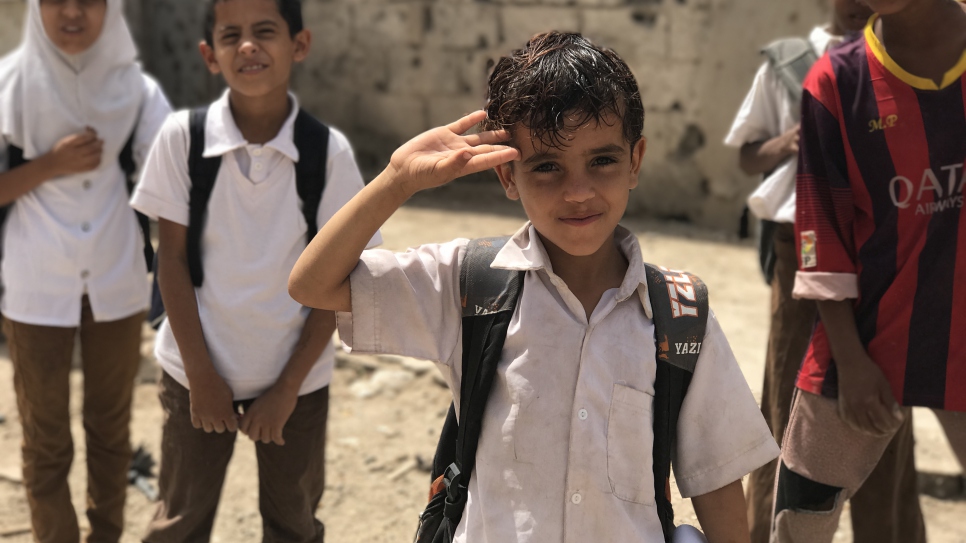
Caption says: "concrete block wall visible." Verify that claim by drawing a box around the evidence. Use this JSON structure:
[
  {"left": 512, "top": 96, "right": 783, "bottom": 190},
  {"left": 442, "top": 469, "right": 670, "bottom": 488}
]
[{"left": 4, "top": 0, "right": 830, "bottom": 230}]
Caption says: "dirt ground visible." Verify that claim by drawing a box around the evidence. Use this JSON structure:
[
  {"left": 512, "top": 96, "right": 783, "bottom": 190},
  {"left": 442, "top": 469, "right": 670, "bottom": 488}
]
[{"left": 0, "top": 182, "right": 963, "bottom": 542}]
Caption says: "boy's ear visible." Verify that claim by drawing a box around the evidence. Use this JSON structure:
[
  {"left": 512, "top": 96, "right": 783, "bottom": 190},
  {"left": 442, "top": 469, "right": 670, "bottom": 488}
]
[
  {"left": 292, "top": 29, "right": 311, "bottom": 63},
  {"left": 198, "top": 41, "right": 221, "bottom": 75},
  {"left": 495, "top": 162, "right": 520, "bottom": 201},
  {"left": 629, "top": 137, "right": 647, "bottom": 189}
]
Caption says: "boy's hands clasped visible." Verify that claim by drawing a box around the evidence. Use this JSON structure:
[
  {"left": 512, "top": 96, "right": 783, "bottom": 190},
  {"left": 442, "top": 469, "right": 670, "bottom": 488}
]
[{"left": 386, "top": 110, "right": 518, "bottom": 195}]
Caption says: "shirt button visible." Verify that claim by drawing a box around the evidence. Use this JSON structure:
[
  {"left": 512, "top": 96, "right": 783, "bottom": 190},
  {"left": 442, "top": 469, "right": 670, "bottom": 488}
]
[
  {"left": 252, "top": 148, "right": 262, "bottom": 156},
  {"left": 82, "top": 180, "right": 92, "bottom": 190},
  {"left": 571, "top": 492, "right": 582, "bottom": 505},
  {"left": 254, "top": 162, "right": 263, "bottom": 170},
  {"left": 80, "top": 270, "right": 90, "bottom": 279},
  {"left": 81, "top": 222, "right": 91, "bottom": 232},
  {"left": 578, "top": 408, "right": 588, "bottom": 420}
]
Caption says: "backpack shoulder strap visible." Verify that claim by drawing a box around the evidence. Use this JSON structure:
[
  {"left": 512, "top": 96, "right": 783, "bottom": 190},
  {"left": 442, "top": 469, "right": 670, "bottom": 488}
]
[
  {"left": 292, "top": 109, "right": 330, "bottom": 245},
  {"left": 437, "top": 237, "right": 524, "bottom": 523},
  {"left": 644, "top": 263, "right": 709, "bottom": 542},
  {"left": 185, "top": 107, "right": 223, "bottom": 287},
  {"left": 118, "top": 129, "right": 155, "bottom": 269},
  {"left": 761, "top": 37, "right": 819, "bottom": 102}
]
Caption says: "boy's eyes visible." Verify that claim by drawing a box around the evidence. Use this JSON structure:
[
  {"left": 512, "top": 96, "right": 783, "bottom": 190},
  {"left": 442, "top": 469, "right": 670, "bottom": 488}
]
[{"left": 530, "top": 156, "right": 619, "bottom": 173}]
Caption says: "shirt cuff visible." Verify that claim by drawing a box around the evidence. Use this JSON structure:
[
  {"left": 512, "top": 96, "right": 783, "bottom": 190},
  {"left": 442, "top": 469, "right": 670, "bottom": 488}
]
[
  {"left": 675, "top": 435, "right": 780, "bottom": 498},
  {"left": 336, "top": 258, "right": 379, "bottom": 354},
  {"left": 792, "top": 271, "right": 859, "bottom": 300},
  {"left": 130, "top": 191, "right": 189, "bottom": 226}
]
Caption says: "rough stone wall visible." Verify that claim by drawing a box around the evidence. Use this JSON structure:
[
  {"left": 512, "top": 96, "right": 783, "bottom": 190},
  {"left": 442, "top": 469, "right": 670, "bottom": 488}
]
[
  {"left": 4, "top": 0, "right": 830, "bottom": 229},
  {"left": 0, "top": 0, "right": 25, "bottom": 56}
]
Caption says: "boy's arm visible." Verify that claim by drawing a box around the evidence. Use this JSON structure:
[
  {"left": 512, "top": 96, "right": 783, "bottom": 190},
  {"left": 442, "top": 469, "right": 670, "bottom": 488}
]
[
  {"left": 239, "top": 308, "right": 336, "bottom": 445},
  {"left": 288, "top": 111, "right": 517, "bottom": 311},
  {"left": 692, "top": 480, "right": 750, "bottom": 543},
  {"left": 0, "top": 129, "right": 103, "bottom": 205},
  {"left": 816, "top": 300, "right": 902, "bottom": 436},
  {"left": 158, "top": 218, "right": 238, "bottom": 433},
  {"left": 738, "top": 124, "right": 799, "bottom": 176}
]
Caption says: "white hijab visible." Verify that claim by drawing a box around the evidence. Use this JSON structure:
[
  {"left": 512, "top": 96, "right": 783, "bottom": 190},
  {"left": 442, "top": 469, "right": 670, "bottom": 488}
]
[{"left": 0, "top": 0, "right": 143, "bottom": 163}]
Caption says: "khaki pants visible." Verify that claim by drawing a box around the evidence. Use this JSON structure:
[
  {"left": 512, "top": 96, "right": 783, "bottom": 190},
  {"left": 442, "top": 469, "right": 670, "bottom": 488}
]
[
  {"left": 144, "top": 373, "right": 328, "bottom": 543},
  {"left": 746, "top": 224, "right": 923, "bottom": 543},
  {"left": 772, "top": 391, "right": 966, "bottom": 543},
  {"left": 5, "top": 298, "right": 145, "bottom": 543}
]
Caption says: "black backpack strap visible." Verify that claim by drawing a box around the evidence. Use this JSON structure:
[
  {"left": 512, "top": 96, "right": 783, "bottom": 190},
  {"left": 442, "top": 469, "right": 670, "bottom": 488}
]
[
  {"left": 644, "top": 263, "right": 709, "bottom": 542},
  {"left": 292, "top": 109, "right": 330, "bottom": 244},
  {"left": 118, "top": 132, "right": 156, "bottom": 269},
  {"left": 438, "top": 237, "right": 524, "bottom": 530},
  {"left": 761, "top": 37, "right": 818, "bottom": 103},
  {"left": 185, "top": 107, "right": 223, "bottom": 287}
]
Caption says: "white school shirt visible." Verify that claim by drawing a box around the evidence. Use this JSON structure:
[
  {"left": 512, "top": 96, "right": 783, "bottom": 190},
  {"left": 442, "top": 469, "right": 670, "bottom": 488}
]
[
  {"left": 724, "top": 26, "right": 843, "bottom": 223},
  {"left": 338, "top": 223, "right": 779, "bottom": 543},
  {"left": 0, "top": 74, "right": 171, "bottom": 326},
  {"left": 130, "top": 91, "right": 381, "bottom": 400}
]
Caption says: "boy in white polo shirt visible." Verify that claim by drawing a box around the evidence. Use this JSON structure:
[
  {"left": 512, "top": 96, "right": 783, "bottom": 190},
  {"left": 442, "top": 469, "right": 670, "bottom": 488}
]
[
  {"left": 130, "top": 0, "right": 379, "bottom": 540},
  {"left": 290, "top": 32, "right": 778, "bottom": 542}
]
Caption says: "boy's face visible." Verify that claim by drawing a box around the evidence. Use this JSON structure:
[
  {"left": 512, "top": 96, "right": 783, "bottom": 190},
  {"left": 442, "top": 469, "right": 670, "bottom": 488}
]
[
  {"left": 833, "top": 0, "right": 874, "bottom": 32},
  {"left": 495, "top": 115, "right": 646, "bottom": 258},
  {"left": 39, "top": 0, "right": 107, "bottom": 55},
  {"left": 199, "top": 0, "right": 310, "bottom": 99}
]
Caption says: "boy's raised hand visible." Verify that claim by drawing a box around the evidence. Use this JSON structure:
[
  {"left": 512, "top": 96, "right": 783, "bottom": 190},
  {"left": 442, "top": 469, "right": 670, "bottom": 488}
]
[{"left": 387, "top": 110, "right": 518, "bottom": 195}]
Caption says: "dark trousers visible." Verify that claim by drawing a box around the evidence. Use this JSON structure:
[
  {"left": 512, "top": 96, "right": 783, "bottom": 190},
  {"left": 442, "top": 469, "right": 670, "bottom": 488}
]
[
  {"left": 144, "top": 372, "right": 328, "bottom": 543},
  {"left": 746, "top": 224, "right": 924, "bottom": 543},
  {"left": 5, "top": 298, "right": 145, "bottom": 543}
]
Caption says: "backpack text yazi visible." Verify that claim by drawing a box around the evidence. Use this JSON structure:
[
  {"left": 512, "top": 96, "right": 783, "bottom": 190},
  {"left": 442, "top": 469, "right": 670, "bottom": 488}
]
[{"left": 414, "top": 236, "right": 710, "bottom": 543}]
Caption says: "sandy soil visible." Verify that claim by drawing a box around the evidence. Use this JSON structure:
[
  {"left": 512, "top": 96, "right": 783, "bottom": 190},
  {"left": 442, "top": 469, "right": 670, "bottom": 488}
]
[{"left": 0, "top": 183, "right": 963, "bottom": 542}]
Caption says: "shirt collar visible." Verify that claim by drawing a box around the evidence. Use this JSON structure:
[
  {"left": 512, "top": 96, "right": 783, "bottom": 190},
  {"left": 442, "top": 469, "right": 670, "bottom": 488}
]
[
  {"left": 491, "top": 222, "right": 653, "bottom": 319},
  {"left": 203, "top": 89, "right": 301, "bottom": 161}
]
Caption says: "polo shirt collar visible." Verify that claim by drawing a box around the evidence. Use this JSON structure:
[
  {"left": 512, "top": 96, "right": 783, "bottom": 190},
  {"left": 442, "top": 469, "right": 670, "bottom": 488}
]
[
  {"left": 202, "top": 89, "right": 301, "bottom": 162},
  {"left": 491, "top": 223, "right": 653, "bottom": 319}
]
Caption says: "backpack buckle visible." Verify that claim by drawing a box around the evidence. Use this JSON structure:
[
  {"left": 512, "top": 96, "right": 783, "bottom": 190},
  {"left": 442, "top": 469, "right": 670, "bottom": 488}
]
[{"left": 443, "top": 463, "right": 467, "bottom": 520}]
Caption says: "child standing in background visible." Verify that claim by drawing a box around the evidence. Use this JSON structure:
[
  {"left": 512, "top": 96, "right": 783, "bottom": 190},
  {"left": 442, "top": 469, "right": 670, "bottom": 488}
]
[{"left": 0, "top": 0, "right": 171, "bottom": 541}]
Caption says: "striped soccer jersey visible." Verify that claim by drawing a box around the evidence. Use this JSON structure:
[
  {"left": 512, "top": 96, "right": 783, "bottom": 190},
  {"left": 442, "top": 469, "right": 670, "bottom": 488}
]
[{"left": 794, "top": 17, "right": 966, "bottom": 411}]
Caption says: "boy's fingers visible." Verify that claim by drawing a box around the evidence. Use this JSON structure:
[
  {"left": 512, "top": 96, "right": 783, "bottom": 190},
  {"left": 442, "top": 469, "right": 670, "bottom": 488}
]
[
  {"left": 463, "top": 129, "right": 511, "bottom": 147},
  {"left": 446, "top": 110, "right": 488, "bottom": 135},
  {"left": 462, "top": 148, "right": 520, "bottom": 175},
  {"left": 225, "top": 415, "right": 239, "bottom": 433},
  {"left": 272, "top": 426, "right": 285, "bottom": 446},
  {"left": 213, "top": 419, "right": 226, "bottom": 433}
]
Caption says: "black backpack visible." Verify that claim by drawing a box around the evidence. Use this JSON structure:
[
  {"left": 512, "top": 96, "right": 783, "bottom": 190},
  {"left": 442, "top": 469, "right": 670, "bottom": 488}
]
[
  {"left": 2, "top": 134, "right": 154, "bottom": 269},
  {"left": 414, "top": 236, "right": 710, "bottom": 543},
  {"left": 147, "top": 107, "right": 330, "bottom": 329}
]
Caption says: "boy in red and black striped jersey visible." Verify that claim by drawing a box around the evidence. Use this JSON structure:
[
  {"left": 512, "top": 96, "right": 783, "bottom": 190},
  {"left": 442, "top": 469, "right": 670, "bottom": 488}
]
[{"left": 772, "top": 0, "right": 966, "bottom": 540}]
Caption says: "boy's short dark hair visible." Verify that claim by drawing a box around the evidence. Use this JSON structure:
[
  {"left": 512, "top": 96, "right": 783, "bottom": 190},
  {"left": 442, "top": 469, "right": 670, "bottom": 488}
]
[
  {"left": 203, "top": 0, "right": 304, "bottom": 46},
  {"left": 483, "top": 32, "right": 645, "bottom": 149}
]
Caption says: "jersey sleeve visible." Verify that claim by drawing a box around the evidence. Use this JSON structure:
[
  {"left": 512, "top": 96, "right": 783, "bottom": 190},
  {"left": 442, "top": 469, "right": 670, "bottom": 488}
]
[
  {"left": 129, "top": 111, "right": 192, "bottom": 226},
  {"left": 673, "top": 310, "right": 780, "bottom": 497},
  {"left": 318, "top": 128, "right": 381, "bottom": 249},
  {"left": 723, "top": 62, "right": 783, "bottom": 148},
  {"left": 336, "top": 239, "right": 466, "bottom": 368},
  {"left": 793, "top": 56, "right": 860, "bottom": 301}
]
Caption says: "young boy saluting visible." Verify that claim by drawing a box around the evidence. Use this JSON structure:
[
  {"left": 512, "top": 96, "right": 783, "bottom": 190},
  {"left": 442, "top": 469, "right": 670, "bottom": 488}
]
[
  {"left": 131, "top": 0, "right": 379, "bottom": 539},
  {"left": 773, "top": 0, "right": 966, "bottom": 539},
  {"left": 290, "top": 32, "right": 778, "bottom": 542}
]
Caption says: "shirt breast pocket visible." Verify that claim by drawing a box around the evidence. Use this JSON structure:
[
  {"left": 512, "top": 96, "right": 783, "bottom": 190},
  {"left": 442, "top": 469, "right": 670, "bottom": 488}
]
[{"left": 607, "top": 383, "right": 654, "bottom": 505}]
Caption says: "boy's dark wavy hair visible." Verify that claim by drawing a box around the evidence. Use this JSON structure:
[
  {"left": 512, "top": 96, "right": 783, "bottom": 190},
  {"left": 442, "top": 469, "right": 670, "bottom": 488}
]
[
  {"left": 204, "top": 0, "right": 304, "bottom": 46},
  {"left": 483, "top": 32, "right": 644, "bottom": 149}
]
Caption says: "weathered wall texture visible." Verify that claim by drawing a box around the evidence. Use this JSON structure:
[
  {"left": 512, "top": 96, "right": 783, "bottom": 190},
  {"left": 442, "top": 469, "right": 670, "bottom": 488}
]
[
  {"left": 4, "top": 0, "right": 829, "bottom": 229},
  {"left": 0, "top": 0, "right": 25, "bottom": 55}
]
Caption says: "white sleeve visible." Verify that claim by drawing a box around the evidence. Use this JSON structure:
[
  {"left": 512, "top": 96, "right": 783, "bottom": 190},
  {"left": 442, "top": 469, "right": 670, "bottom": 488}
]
[
  {"left": 318, "top": 128, "right": 381, "bottom": 249},
  {"left": 672, "top": 310, "right": 780, "bottom": 498},
  {"left": 133, "top": 74, "right": 174, "bottom": 171},
  {"left": 336, "top": 239, "right": 467, "bottom": 367},
  {"left": 723, "top": 62, "right": 784, "bottom": 148},
  {"left": 129, "top": 111, "right": 192, "bottom": 226}
]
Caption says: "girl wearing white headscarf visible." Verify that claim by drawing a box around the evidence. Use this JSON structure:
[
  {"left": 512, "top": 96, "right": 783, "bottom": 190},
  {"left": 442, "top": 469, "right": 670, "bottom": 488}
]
[{"left": 0, "top": 1, "right": 170, "bottom": 540}]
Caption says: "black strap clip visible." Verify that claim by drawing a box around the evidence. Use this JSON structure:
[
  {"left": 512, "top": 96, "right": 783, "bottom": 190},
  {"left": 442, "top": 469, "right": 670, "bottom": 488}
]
[{"left": 443, "top": 463, "right": 466, "bottom": 520}]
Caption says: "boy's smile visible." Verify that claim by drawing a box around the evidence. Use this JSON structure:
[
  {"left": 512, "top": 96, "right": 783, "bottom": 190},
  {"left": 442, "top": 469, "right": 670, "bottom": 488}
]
[
  {"left": 496, "top": 115, "right": 646, "bottom": 259},
  {"left": 200, "top": 0, "right": 309, "bottom": 100}
]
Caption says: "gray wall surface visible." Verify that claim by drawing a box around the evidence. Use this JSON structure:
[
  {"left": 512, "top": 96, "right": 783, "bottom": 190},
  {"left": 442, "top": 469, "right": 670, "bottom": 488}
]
[{"left": 3, "top": 0, "right": 830, "bottom": 230}]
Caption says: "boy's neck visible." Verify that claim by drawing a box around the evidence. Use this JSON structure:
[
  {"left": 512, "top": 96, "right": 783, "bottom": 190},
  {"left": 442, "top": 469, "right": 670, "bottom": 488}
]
[
  {"left": 539, "top": 230, "right": 629, "bottom": 319},
  {"left": 879, "top": 0, "right": 966, "bottom": 50},
  {"left": 228, "top": 86, "right": 293, "bottom": 145}
]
